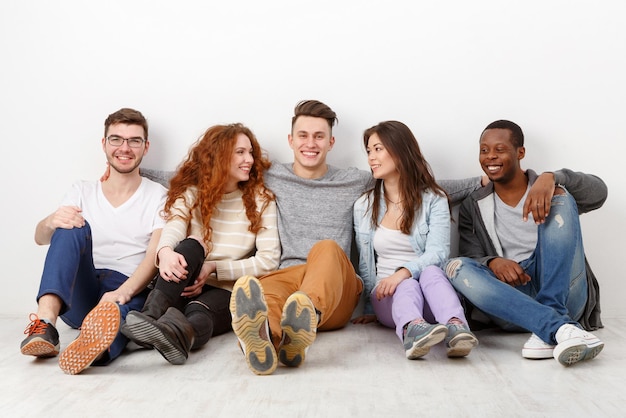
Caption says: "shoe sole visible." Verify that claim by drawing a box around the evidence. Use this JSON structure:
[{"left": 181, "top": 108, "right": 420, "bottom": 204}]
[
  {"left": 58, "top": 302, "right": 120, "bottom": 375},
  {"left": 120, "top": 323, "right": 153, "bottom": 350},
  {"left": 21, "top": 338, "right": 60, "bottom": 358},
  {"left": 447, "top": 333, "right": 479, "bottom": 358},
  {"left": 521, "top": 347, "right": 555, "bottom": 359},
  {"left": 406, "top": 325, "right": 448, "bottom": 360},
  {"left": 124, "top": 312, "right": 187, "bottom": 365},
  {"left": 230, "top": 276, "right": 277, "bottom": 375},
  {"left": 555, "top": 341, "right": 604, "bottom": 366},
  {"left": 279, "top": 292, "right": 317, "bottom": 367}
]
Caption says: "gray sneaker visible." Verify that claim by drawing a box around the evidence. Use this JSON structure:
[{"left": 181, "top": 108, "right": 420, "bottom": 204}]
[
  {"left": 230, "top": 276, "right": 278, "bottom": 375},
  {"left": 20, "top": 314, "right": 60, "bottom": 358},
  {"left": 445, "top": 322, "right": 478, "bottom": 358},
  {"left": 403, "top": 320, "right": 448, "bottom": 360},
  {"left": 278, "top": 292, "right": 317, "bottom": 367}
]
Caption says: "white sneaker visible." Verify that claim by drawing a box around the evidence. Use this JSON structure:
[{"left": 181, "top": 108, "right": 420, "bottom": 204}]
[
  {"left": 553, "top": 324, "right": 604, "bottom": 366},
  {"left": 522, "top": 333, "right": 555, "bottom": 359}
]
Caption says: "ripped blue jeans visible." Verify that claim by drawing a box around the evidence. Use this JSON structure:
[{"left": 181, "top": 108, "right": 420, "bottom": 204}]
[{"left": 446, "top": 192, "right": 587, "bottom": 345}]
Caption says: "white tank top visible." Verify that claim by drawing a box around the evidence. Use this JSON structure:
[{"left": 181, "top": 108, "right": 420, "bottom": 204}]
[{"left": 373, "top": 225, "right": 415, "bottom": 281}]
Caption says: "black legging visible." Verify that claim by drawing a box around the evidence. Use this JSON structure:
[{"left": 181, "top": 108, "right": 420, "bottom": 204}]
[{"left": 153, "top": 238, "right": 232, "bottom": 349}]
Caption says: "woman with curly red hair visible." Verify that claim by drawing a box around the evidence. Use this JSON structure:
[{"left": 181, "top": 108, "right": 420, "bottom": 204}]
[{"left": 122, "top": 123, "right": 280, "bottom": 365}]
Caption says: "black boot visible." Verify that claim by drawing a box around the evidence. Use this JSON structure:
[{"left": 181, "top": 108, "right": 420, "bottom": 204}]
[
  {"left": 121, "top": 289, "right": 173, "bottom": 347},
  {"left": 126, "top": 307, "right": 195, "bottom": 365},
  {"left": 139, "top": 288, "right": 173, "bottom": 319}
]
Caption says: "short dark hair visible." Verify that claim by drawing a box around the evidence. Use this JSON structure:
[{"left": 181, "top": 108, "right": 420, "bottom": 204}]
[
  {"left": 291, "top": 100, "right": 338, "bottom": 131},
  {"left": 482, "top": 119, "right": 524, "bottom": 148},
  {"left": 104, "top": 108, "right": 148, "bottom": 139}
]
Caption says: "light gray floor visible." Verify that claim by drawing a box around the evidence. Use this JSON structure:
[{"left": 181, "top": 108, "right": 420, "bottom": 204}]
[{"left": 2, "top": 315, "right": 624, "bottom": 417}]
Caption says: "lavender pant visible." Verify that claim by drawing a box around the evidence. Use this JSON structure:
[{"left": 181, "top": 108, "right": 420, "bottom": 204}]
[{"left": 372, "top": 265, "right": 468, "bottom": 341}]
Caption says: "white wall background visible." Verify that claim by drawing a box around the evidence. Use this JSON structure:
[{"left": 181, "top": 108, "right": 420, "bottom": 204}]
[{"left": 1, "top": 0, "right": 624, "bottom": 318}]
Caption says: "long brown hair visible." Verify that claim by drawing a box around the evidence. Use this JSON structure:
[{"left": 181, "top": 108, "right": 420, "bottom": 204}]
[
  {"left": 164, "top": 123, "right": 273, "bottom": 249},
  {"left": 363, "top": 120, "right": 448, "bottom": 234}
]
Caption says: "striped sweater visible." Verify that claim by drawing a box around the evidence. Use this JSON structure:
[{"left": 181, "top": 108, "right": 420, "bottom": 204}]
[{"left": 157, "top": 187, "right": 280, "bottom": 291}]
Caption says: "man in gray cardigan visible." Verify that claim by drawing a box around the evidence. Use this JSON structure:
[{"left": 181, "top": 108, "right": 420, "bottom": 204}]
[{"left": 445, "top": 119, "right": 607, "bottom": 367}]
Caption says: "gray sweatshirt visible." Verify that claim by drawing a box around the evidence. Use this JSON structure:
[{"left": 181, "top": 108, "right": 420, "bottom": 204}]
[
  {"left": 265, "top": 162, "right": 480, "bottom": 269},
  {"left": 265, "top": 163, "right": 372, "bottom": 268},
  {"left": 140, "top": 165, "right": 480, "bottom": 270}
]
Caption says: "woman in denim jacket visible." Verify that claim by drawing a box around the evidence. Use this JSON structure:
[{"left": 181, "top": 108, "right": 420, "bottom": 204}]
[{"left": 352, "top": 121, "right": 478, "bottom": 359}]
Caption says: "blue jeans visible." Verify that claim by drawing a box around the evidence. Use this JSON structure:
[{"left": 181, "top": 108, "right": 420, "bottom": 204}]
[
  {"left": 446, "top": 192, "right": 587, "bottom": 345},
  {"left": 36, "top": 222, "right": 148, "bottom": 364}
]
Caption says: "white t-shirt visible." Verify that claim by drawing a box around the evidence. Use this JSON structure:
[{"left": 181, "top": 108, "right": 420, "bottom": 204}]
[
  {"left": 373, "top": 225, "right": 414, "bottom": 282},
  {"left": 60, "top": 178, "right": 167, "bottom": 277}
]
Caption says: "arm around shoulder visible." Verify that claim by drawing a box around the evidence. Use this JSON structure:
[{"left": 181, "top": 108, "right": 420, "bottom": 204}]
[
  {"left": 140, "top": 168, "right": 175, "bottom": 188},
  {"left": 439, "top": 177, "right": 482, "bottom": 205},
  {"left": 552, "top": 168, "right": 608, "bottom": 213}
]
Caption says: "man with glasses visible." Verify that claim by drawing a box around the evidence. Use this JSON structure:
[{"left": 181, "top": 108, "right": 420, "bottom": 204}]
[{"left": 20, "top": 108, "right": 167, "bottom": 375}]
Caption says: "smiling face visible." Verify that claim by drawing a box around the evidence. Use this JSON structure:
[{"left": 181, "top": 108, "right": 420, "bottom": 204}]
[
  {"left": 225, "top": 133, "right": 254, "bottom": 192},
  {"left": 288, "top": 115, "right": 335, "bottom": 179},
  {"left": 479, "top": 128, "right": 525, "bottom": 184},
  {"left": 102, "top": 123, "right": 148, "bottom": 175},
  {"left": 366, "top": 133, "right": 398, "bottom": 181}
]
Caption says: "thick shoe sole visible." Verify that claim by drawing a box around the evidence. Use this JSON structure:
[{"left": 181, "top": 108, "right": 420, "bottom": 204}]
[
  {"left": 230, "top": 276, "right": 277, "bottom": 375},
  {"left": 278, "top": 292, "right": 317, "bottom": 367},
  {"left": 521, "top": 347, "right": 555, "bottom": 360},
  {"left": 405, "top": 325, "right": 448, "bottom": 360},
  {"left": 447, "top": 333, "right": 479, "bottom": 358},
  {"left": 554, "top": 340, "right": 604, "bottom": 366},
  {"left": 21, "top": 338, "right": 60, "bottom": 358},
  {"left": 58, "top": 302, "right": 120, "bottom": 375},
  {"left": 124, "top": 312, "right": 187, "bottom": 365}
]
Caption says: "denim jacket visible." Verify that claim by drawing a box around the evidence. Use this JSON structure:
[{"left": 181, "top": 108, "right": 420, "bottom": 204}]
[{"left": 353, "top": 190, "right": 450, "bottom": 315}]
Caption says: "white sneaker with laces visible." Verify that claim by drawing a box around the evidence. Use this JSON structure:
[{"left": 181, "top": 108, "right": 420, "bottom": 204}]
[
  {"left": 522, "top": 333, "right": 555, "bottom": 359},
  {"left": 553, "top": 324, "right": 604, "bottom": 366}
]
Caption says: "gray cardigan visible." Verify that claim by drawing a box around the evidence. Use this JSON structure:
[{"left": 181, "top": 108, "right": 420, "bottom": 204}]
[{"left": 457, "top": 168, "right": 608, "bottom": 330}]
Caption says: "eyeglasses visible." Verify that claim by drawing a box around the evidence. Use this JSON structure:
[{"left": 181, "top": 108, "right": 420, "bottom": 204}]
[{"left": 106, "top": 135, "right": 146, "bottom": 148}]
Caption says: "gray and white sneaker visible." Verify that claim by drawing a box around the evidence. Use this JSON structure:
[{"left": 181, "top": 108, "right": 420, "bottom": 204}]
[
  {"left": 20, "top": 314, "right": 60, "bottom": 358},
  {"left": 403, "top": 319, "right": 448, "bottom": 360},
  {"left": 230, "top": 276, "right": 278, "bottom": 375},
  {"left": 278, "top": 291, "right": 317, "bottom": 367},
  {"left": 445, "top": 321, "right": 478, "bottom": 358}
]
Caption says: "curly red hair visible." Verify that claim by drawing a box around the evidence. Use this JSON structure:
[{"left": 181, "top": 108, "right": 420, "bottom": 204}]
[{"left": 164, "top": 123, "right": 273, "bottom": 250}]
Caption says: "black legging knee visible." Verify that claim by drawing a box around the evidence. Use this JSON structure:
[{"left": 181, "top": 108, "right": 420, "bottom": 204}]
[{"left": 153, "top": 238, "right": 205, "bottom": 303}]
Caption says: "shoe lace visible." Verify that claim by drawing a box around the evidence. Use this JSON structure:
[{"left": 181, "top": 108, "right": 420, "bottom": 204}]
[
  {"left": 558, "top": 324, "right": 586, "bottom": 341},
  {"left": 24, "top": 313, "right": 47, "bottom": 336},
  {"left": 446, "top": 323, "right": 469, "bottom": 338},
  {"left": 404, "top": 319, "right": 429, "bottom": 337},
  {"left": 447, "top": 317, "right": 464, "bottom": 326}
]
